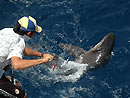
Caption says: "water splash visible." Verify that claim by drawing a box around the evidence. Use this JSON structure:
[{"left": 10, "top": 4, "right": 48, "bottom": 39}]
[
  {"left": 44, "top": 57, "right": 88, "bottom": 83},
  {"left": 19, "top": 56, "right": 88, "bottom": 88}
]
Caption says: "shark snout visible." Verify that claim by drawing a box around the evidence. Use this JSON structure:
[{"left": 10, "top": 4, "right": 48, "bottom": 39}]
[{"left": 104, "top": 33, "right": 115, "bottom": 41}]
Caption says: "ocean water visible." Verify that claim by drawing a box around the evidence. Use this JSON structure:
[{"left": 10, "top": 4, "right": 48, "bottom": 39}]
[{"left": 0, "top": 0, "right": 130, "bottom": 98}]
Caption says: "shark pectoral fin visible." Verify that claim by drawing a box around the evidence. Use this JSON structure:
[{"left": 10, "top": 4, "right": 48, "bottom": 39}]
[
  {"left": 58, "top": 43, "right": 86, "bottom": 57},
  {"left": 90, "top": 36, "right": 105, "bottom": 52},
  {"left": 91, "top": 47, "right": 103, "bottom": 53}
]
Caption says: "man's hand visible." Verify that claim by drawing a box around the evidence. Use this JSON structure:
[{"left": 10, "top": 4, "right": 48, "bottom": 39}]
[{"left": 42, "top": 54, "right": 54, "bottom": 63}]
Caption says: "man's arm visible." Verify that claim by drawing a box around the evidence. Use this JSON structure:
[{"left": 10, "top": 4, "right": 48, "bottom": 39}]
[
  {"left": 24, "top": 47, "right": 43, "bottom": 57},
  {"left": 11, "top": 47, "right": 54, "bottom": 70},
  {"left": 11, "top": 55, "right": 52, "bottom": 70},
  {"left": 24, "top": 47, "right": 54, "bottom": 61}
]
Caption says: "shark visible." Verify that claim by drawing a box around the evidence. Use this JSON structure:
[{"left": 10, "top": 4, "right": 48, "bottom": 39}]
[{"left": 58, "top": 33, "right": 115, "bottom": 72}]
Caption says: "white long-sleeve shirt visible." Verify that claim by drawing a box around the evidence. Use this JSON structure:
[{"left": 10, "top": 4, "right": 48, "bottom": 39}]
[{"left": 0, "top": 28, "right": 25, "bottom": 78}]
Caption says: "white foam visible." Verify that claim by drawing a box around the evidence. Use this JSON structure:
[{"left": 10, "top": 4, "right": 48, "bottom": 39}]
[
  {"left": 47, "top": 57, "right": 88, "bottom": 82},
  {"left": 19, "top": 57, "right": 88, "bottom": 85}
]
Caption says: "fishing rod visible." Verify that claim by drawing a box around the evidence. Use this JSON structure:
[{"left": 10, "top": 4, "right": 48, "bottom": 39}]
[
  {"left": 52, "top": 54, "right": 59, "bottom": 71},
  {"left": 64, "top": 52, "right": 72, "bottom": 65}
]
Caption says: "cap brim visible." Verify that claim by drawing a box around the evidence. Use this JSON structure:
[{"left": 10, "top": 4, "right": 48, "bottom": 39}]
[{"left": 35, "top": 25, "right": 42, "bottom": 33}]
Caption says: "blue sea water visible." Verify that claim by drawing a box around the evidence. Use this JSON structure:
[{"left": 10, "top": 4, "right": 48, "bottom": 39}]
[{"left": 0, "top": 0, "right": 130, "bottom": 98}]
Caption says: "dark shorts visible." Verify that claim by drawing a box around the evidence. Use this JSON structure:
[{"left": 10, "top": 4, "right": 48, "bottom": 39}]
[{"left": 0, "top": 74, "right": 25, "bottom": 98}]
